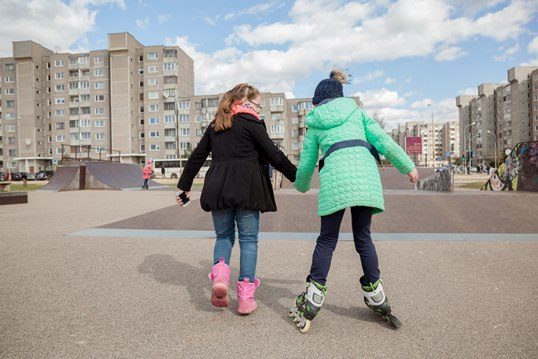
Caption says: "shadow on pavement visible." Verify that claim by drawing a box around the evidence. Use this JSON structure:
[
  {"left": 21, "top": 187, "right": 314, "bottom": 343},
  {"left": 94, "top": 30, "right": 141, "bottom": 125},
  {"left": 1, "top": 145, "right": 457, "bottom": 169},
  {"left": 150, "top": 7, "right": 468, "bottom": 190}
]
[{"left": 138, "top": 254, "right": 381, "bottom": 327}]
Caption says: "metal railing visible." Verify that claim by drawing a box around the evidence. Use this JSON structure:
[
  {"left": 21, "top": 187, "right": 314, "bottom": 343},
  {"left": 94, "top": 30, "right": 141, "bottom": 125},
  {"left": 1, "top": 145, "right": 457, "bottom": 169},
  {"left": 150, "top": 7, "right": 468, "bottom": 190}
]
[{"left": 61, "top": 144, "right": 121, "bottom": 162}]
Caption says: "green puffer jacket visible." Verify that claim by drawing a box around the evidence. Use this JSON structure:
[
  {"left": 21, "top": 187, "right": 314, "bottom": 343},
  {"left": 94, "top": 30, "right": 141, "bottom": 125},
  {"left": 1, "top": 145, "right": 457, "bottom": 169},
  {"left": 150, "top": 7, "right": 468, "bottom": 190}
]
[{"left": 294, "top": 97, "right": 415, "bottom": 216}]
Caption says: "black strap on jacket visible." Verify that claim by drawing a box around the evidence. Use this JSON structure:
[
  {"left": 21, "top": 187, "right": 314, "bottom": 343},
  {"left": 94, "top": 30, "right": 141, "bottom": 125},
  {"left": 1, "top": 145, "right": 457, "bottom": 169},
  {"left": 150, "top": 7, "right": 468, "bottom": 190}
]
[{"left": 318, "top": 139, "right": 381, "bottom": 172}]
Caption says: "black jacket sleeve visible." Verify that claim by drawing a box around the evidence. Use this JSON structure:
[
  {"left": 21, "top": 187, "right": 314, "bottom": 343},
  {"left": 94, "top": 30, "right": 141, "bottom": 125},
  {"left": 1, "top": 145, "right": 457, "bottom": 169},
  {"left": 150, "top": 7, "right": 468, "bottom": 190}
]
[
  {"left": 249, "top": 122, "right": 297, "bottom": 182},
  {"left": 177, "top": 127, "right": 212, "bottom": 191}
]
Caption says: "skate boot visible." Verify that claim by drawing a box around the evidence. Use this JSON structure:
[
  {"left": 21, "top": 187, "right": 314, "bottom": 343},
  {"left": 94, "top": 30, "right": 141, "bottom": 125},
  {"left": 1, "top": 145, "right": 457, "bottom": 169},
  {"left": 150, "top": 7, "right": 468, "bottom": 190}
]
[
  {"left": 288, "top": 279, "right": 327, "bottom": 333},
  {"left": 360, "top": 276, "right": 402, "bottom": 329},
  {"left": 208, "top": 258, "right": 231, "bottom": 308},
  {"left": 236, "top": 278, "right": 260, "bottom": 315}
]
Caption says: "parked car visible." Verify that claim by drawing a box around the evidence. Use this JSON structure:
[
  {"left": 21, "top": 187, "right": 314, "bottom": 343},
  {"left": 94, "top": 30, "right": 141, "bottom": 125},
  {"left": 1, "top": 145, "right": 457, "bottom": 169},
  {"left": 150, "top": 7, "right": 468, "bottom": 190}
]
[
  {"left": 0, "top": 172, "right": 5, "bottom": 181},
  {"left": 26, "top": 173, "right": 36, "bottom": 181},
  {"left": 36, "top": 171, "right": 48, "bottom": 180},
  {"left": 19, "top": 172, "right": 28, "bottom": 179},
  {"left": 11, "top": 173, "right": 23, "bottom": 181}
]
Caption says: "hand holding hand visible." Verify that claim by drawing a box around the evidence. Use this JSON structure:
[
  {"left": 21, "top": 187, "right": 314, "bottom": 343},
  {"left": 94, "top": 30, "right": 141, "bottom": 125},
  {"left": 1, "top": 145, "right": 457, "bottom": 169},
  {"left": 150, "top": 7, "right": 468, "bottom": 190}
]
[{"left": 407, "top": 168, "right": 419, "bottom": 183}]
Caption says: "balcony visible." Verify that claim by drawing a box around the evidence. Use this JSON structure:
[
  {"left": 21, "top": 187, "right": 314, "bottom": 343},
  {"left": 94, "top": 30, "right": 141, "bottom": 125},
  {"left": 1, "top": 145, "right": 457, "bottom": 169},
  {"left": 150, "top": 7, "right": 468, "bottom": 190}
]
[
  {"left": 165, "top": 136, "right": 176, "bottom": 142},
  {"left": 271, "top": 105, "right": 284, "bottom": 113}
]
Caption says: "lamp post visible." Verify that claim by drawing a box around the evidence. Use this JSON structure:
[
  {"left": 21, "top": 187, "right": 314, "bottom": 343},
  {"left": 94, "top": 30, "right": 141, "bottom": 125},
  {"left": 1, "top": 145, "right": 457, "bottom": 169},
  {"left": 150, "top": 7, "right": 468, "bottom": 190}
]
[
  {"left": 463, "top": 122, "right": 476, "bottom": 175},
  {"left": 427, "top": 104, "right": 435, "bottom": 168},
  {"left": 486, "top": 130, "right": 498, "bottom": 168}
]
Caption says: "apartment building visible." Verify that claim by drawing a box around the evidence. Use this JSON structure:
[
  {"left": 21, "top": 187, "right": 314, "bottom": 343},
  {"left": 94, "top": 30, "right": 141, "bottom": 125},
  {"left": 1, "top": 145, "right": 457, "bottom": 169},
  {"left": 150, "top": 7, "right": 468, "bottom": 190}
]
[
  {"left": 456, "top": 66, "right": 538, "bottom": 167},
  {"left": 441, "top": 121, "right": 460, "bottom": 158},
  {"left": 0, "top": 32, "right": 194, "bottom": 173}
]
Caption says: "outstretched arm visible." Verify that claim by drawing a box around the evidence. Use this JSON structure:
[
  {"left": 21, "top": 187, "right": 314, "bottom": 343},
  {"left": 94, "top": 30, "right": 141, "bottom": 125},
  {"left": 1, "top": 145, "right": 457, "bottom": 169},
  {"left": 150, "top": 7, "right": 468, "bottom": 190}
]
[
  {"left": 177, "top": 127, "right": 211, "bottom": 191},
  {"left": 249, "top": 122, "right": 297, "bottom": 182},
  {"left": 362, "top": 112, "right": 415, "bottom": 175},
  {"left": 294, "top": 128, "right": 319, "bottom": 193}
]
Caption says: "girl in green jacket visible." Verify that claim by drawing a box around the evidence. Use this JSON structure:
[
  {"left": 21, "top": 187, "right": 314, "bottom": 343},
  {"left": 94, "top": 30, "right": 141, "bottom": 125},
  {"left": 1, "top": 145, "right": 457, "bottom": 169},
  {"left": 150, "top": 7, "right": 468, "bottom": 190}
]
[{"left": 289, "top": 70, "right": 419, "bottom": 333}]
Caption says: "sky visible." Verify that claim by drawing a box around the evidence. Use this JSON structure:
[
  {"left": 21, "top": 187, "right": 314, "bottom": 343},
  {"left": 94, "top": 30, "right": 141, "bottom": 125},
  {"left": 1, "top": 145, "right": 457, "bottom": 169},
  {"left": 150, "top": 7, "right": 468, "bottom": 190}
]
[{"left": 0, "top": 0, "right": 537, "bottom": 129}]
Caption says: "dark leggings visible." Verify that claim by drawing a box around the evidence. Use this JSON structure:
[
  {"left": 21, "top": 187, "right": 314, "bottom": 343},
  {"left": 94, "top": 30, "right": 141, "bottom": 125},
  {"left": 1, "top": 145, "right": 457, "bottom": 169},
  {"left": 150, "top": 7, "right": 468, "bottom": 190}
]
[{"left": 309, "top": 206, "right": 380, "bottom": 286}]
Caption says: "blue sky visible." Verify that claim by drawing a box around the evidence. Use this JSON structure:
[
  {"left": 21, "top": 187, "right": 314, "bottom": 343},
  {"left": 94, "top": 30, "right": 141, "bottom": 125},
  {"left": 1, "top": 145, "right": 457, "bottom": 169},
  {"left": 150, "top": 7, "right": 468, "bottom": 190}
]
[{"left": 1, "top": 0, "right": 537, "bottom": 128}]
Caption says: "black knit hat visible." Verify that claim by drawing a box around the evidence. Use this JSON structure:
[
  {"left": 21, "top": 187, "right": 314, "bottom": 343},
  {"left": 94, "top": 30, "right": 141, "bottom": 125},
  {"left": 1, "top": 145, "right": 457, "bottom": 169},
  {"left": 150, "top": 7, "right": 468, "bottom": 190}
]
[{"left": 312, "top": 69, "right": 349, "bottom": 105}]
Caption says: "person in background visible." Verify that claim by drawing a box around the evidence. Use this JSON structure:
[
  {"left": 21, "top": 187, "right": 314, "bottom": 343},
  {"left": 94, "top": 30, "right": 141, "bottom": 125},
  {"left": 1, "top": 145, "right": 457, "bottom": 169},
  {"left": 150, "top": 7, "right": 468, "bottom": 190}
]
[{"left": 142, "top": 159, "right": 152, "bottom": 190}]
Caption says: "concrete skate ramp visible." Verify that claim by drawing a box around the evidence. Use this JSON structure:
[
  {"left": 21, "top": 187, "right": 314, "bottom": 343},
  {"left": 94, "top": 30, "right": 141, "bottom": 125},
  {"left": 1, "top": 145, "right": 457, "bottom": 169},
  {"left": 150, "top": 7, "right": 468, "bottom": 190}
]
[
  {"left": 280, "top": 167, "right": 435, "bottom": 190},
  {"left": 40, "top": 166, "right": 80, "bottom": 191},
  {"left": 99, "top": 190, "right": 538, "bottom": 234},
  {"left": 85, "top": 162, "right": 164, "bottom": 190}
]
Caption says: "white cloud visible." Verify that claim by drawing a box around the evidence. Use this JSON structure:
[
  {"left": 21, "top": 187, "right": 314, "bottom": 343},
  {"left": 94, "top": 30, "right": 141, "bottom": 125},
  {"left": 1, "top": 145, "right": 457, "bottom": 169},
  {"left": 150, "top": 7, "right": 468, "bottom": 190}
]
[
  {"left": 522, "top": 36, "right": 538, "bottom": 65},
  {"left": 458, "top": 87, "right": 477, "bottom": 96},
  {"left": 494, "top": 43, "right": 520, "bottom": 61},
  {"left": 136, "top": 17, "right": 150, "bottom": 29},
  {"left": 355, "top": 88, "right": 406, "bottom": 108},
  {"left": 385, "top": 77, "right": 396, "bottom": 84},
  {"left": 0, "top": 0, "right": 125, "bottom": 57},
  {"left": 353, "top": 70, "right": 384, "bottom": 84},
  {"left": 166, "top": 0, "right": 537, "bottom": 95},
  {"left": 203, "top": 16, "right": 216, "bottom": 26},
  {"left": 158, "top": 14, "right": 171, "bottom": 24},
  {"left": 434, "top": 46, "right": 466, "bottom": 61},
  {"left": 224, "top": 1, "right": 286, "bottom": 21}
]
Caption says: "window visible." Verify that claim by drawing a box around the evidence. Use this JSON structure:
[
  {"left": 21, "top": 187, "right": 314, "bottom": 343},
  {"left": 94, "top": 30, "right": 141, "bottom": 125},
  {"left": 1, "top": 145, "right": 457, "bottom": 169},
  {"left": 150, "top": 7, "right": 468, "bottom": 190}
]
[
  {"left": 55, "top": 72, "right": 64, "bottom": 79},
  {"left": 179, "top": 101, "right": 190, "bottom": 109},
  {"left": 80, "top": 119, "right": 91, "bottom": 127},
  {"left": 164, "top": 114, "right": 176, "bottom": 123},
  {"left": 148, "top": 78, "right": 158, "bottom": 86},
  {"left": 165, "top": 129, "right": 176, "bottom": 136},
  {"left": 5, "top": 76, "right": 14, "bottom": 83},
  {"left": 8, "top": 137, "right": 16, "bottom": 145},
  {"left": 5, "top": 63, "right": 14, "bottom": 71},
  {"left": 94, "top": 56, "right": 104, "bottom": 64},
  {"left": 148, "top": 65, "right": 158, "bottom": 73},
  {"left": 95, "top": 133, "right": 105, "bottom": 140},
  {"left": 81, "top": 107, "right": 91, "bottom": 115},
  {"left": 55, "top": 109, "right": 65, "bottom": 117},
  {"left": 69, "top": 82, "right": 79, "bottom": 90},
  {"left": 149, "top": 117, "right": 159, "bottom": 125},
  {"left": 149, "top": 104, "right": 158, "bottom": 112},
  {"left": 95, "top": 107, "right": 105, "bottom": 115},
  {"left": 149, "top": 131, "right": 159, "bottom": 138},
  {"left": 54, "top": 59, "right": 64, "bottom": 67},
  {"left": 79, "top": 56, "right": 89, "bottom": 65},
  {"left": 81, "top": 69, "right": 90, "bottom": 77},
  {"left": 148, "top": 92, "right": 159, "bottom": 99},
  {"left": 94, "top": 82, "right": 105, "bottom": 90},
  {"left": 70, "top": 133, "right": 80, "bottom": 141},
  {"left": 5, "top": 88, "right": 15, "bottom": 95},
  {"left": 7, "top": 125, "right": 16, "bottom": 132},
  {"left": 56, "top": 122, "right": 65, "bottom": 130},
  {"left": 69, "top": 108, "right": 79, "bottom": 116},
  {"left": 80, "top": 94, "right": 90, "bottom": 102},
  {"left": 292, "top": 142, "right": 299, "bottom": 150},
  {"left": 164, "top": 102, "right": 175, "bottom": 111},
  {"left": 55, "top": 84, "right": 64, "bottom": 92},
  {"left": 9, "top": 149, "right": 16, "bottom": 157},
  {"left": 196, "top": 129, "right": 203, "bottom": 136},
  {"left": 271, "top": 124, "right": 284, "bottom": 133},
  {"left": 6, "top": 112, "right": 15, "bottom": 120},
  {"left": 180, "top": 142, "right": 190, "bottom": 149},
  {"left": 95, "top": 120, "right": 105, "bottom": 127},
  {"left": 292, "top": 117, "right": 299, "bottom": 124},
  {"left": 5, "top": 100, "right": 14, "bottom": 108},
  {"left": 291, "top": 105, "right": 298, "bottom": 112},
  {"left": 69, "top": 120, "right": 79, "bottom": 128},
  {"left": 270, "top": 97, "right": 284, "bottom": 106},
  {"left": 81, "top": 132, "right": 91, "bottom": 140},
  {"left": 95, "top": 94, "right": 105, "bottom": 102},
  {"left": 163, "top": 62, "right": 176, "bottom": 71},
  {"left": 181, "top": 128, "right": 190, "bottom": 136},
  {"left": 80, "top": 81, "right": 90, "bottom": 89},
  {"left": 164, "top": 49, "right": 177, "bottom": 58},
  {"left": 195, "top": 115, "right": 203, "bottom": 123},
  {"left": 164, "top": 76, "right": 177, "bottom": 84},
  {"left": 179, "top": 115, "right": 189, "bottom": 123},
  {"left": 165, "top": 142, "right": 176, "bottom": 150},
  {"left": 163, "top": 89, "right": 175, "bottom": 98},
  {"left": 148, "top": 52, "right": 158, "bottom": 60},
  {"left": 150, "top": 144, "right": 160, "bottom": 151},
  {"left": 94, "top": 68, "right": 105, "bottom": 77}
]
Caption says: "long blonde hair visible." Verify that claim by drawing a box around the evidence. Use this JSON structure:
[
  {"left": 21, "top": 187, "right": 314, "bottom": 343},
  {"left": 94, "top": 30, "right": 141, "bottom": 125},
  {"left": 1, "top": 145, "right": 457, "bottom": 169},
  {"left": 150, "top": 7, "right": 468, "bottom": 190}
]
[{"left": 214, "top": 83, "right": 260, "bottom": 132}]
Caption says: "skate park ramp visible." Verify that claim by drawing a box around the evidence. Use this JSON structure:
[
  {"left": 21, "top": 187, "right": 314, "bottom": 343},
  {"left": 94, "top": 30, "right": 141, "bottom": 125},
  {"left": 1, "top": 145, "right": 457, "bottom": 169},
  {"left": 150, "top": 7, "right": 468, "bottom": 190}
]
[
  {"left": 84, "top": 162, "right": 164, "bottom": 190},
  {"left": 280, "top": 167, "right": 435, "bottom": 190},
  {"left": 94, "top": 190, "right": 538, "bottom": 235},
  {"left": 40, "top": 166, "right": 80, "bottom": 191}
]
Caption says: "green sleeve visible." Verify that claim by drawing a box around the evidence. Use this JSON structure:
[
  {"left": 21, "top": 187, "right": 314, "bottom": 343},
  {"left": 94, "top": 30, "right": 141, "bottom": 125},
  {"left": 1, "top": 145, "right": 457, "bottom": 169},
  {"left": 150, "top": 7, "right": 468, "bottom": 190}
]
[
  {"left": 294, "top": 128, "right": 319, "bottom": 193},
  {"left": 362, "top": 112, "right": 415, "bottom": 174}
]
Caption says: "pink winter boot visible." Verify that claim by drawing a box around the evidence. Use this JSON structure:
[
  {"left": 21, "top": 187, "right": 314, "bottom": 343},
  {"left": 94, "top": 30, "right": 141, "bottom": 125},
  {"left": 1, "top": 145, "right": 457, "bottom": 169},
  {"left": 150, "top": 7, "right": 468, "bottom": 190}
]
[
  {"left": 236, "top": 278, "right": 261, "bottom": 315},
  {"left": 208, "top": 258, "right": 231, "bottom": 308}
]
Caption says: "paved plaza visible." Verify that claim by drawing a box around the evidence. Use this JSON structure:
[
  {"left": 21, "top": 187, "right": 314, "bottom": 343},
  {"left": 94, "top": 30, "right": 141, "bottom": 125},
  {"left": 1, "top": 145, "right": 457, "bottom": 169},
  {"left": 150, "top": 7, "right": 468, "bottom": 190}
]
[{"left": 1, "top": 189, "right": 537, "bottom": 358}]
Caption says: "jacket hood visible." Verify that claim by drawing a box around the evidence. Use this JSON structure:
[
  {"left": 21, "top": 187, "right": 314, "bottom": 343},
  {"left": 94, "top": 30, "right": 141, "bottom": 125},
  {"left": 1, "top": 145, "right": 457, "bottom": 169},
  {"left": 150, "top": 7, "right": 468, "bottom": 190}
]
[{"left": 306, "top": 97, "right": 359, "bottom": 130}]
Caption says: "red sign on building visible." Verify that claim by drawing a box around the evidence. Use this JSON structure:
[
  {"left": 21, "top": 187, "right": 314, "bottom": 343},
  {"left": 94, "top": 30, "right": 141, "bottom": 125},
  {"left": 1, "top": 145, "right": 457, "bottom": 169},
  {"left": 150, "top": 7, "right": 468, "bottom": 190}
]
[{"left": 405, "top": 136, "right": 422, "bottom": 155}]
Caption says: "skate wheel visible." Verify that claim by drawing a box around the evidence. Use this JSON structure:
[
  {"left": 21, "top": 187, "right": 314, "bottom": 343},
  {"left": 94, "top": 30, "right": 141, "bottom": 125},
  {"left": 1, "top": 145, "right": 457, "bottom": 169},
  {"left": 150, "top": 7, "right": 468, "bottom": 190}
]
[
  {"left": 386, "top": 314, "right": 402, "bottom": 329},
  {"left": 299, "top": 319, "right": 311, "bottom": 333}
]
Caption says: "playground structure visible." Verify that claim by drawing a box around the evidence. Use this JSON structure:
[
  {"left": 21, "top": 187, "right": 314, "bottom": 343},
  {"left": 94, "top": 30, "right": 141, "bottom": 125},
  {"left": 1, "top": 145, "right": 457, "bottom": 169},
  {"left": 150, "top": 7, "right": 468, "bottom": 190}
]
[{"left": 482, "top": 141, "right": 538, "bottom": 192}]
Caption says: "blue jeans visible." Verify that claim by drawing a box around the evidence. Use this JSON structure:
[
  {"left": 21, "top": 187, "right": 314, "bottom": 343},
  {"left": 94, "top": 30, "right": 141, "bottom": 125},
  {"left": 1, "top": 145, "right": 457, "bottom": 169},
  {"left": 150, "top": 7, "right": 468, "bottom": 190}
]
[{"left": 211, "top": 209, "right": 260, "bottom": 282}]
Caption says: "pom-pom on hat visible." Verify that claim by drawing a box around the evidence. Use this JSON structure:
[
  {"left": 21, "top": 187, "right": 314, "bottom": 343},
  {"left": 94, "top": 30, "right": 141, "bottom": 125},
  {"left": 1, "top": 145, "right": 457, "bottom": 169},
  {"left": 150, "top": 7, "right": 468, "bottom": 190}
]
[{"left": 312, "top": 68, "right": 350, "bottom": 105}]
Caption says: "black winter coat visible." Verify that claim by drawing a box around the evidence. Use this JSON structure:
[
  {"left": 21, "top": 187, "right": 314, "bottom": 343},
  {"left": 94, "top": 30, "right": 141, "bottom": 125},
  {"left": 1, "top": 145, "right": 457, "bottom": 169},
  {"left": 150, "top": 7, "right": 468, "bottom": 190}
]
[{"left": 177, "top": 113, "right": 297, "bottom": 212}]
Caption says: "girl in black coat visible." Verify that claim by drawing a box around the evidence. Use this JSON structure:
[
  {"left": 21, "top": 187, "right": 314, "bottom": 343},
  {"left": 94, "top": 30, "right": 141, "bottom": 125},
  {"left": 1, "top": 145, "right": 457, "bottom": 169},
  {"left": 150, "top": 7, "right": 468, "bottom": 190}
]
[{"left": 176, "top": 84, "right": 296, "bottom": 314}]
